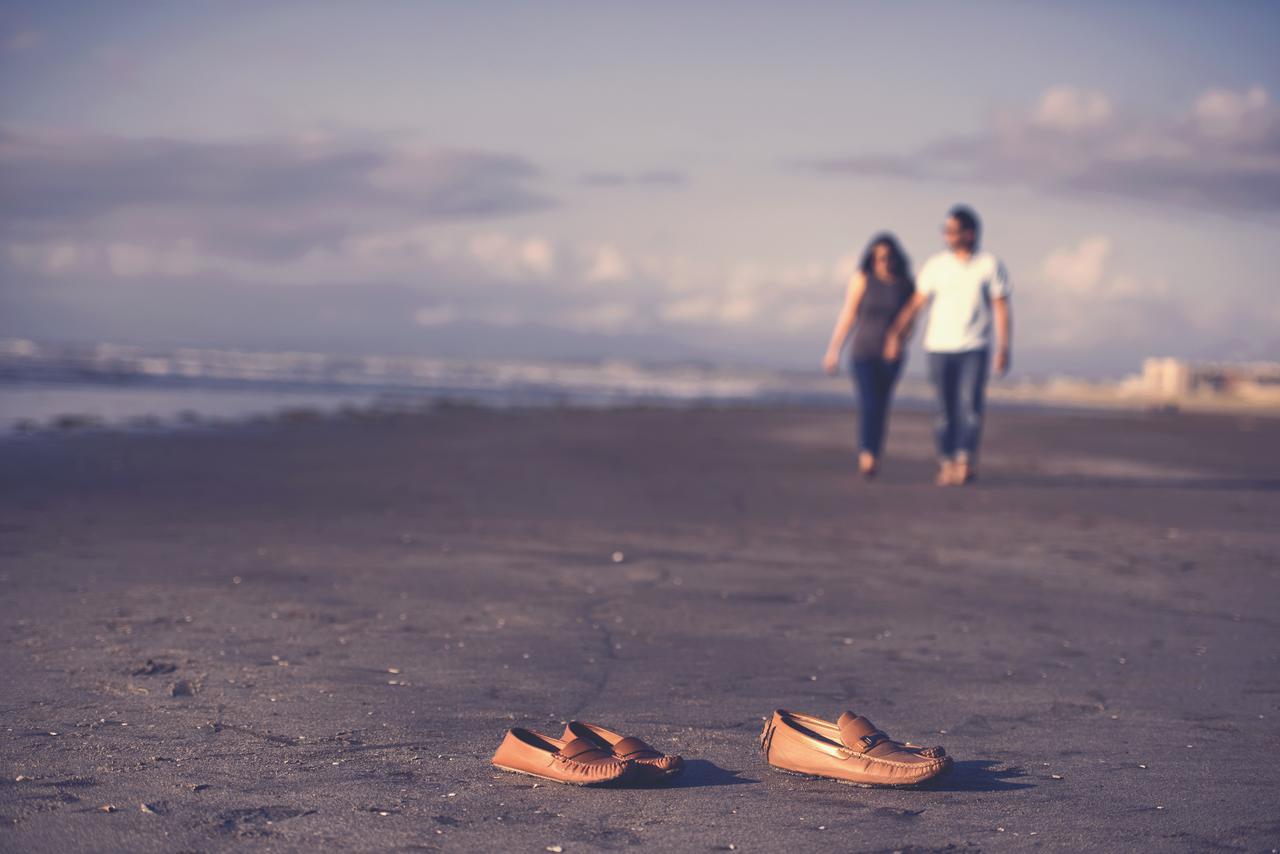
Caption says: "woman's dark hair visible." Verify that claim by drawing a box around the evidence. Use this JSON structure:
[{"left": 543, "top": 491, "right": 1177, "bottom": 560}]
[
  {"left": 859, "top": 232, "right": 913, "bottom": 283},
  {"left": 948, "top": 204, "right": 981, "bottom": 248}
]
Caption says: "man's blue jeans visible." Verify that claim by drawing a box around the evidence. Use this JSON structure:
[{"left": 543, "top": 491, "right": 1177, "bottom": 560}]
[
  {"left": 851, "top": 357, "right": 903, "bottom": 456},
  {"left": 927, "top": 349, "right": 989, "bottom": 461}
]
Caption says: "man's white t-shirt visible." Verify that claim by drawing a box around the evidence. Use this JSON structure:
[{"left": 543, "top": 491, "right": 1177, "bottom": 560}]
[{"left": 917, "top": 250, "right": 1010, "bottom": 353}]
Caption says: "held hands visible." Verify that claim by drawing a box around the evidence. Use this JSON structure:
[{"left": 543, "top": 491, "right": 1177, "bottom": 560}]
[{"left": 882, "top": 333, "right": 902, "bottom": 362}]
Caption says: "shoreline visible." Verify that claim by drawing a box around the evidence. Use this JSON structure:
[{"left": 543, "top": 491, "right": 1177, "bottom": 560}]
[{"left": 5, "top": 377, "right": 1278, "bottom": 441}]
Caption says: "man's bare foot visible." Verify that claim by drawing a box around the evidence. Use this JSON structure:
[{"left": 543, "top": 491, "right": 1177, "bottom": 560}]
[
  {"left": 953, "top": 456, "right": 975, "bottom": 485},
  {"left": 935, "top": 460, "right": 955, "bottom": 486},
  {"left": 858, "top": 451, "right": 878, "bottom": 479}
]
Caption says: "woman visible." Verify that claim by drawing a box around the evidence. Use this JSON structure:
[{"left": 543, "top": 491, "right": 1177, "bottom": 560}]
[{"left": 822, "top": 233, "right": 915, "bottom": 478}]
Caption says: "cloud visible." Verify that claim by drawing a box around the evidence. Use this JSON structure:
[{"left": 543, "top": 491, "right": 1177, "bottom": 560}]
[
  {"left": 633, "top": 170, "right": 686, "bottom": 186},
  {"left": 579, "top": 169, "right": 688, "bottom": 187},
  {"left": 1032, "top": 86, "right": 1113, "bottom": 132},
  {"left": 0, "top": 126, "right": 856, "bottom": 349},
  {"left": 1040, "top": 236, "right": 1168, "bottom": 300},
  {"left": 412, "top": 305, "right": 460, "bottom": 327},
  {"left": 397, "top": 240, "right": 850, "bottom": 338},
  {"left": 1041, "top": 236, "right": 1113, "bottom": 294},
  {"left": 806, "top": 85, "right": 1280, "bottom": 213},
  {"left": 0, "top": 125, "right": 573, "bottom": 355},
  {"left": 2, "top": 28, "right": 40, "bottom": 54},
  {"left": 654, "top": 255, "right": 853, "bottom": 331},
  {"left": 1023, "top": 236, "right": 1203, "bottom": 367},
  {"left": 461, "top": 233, "right": 558, "bottom": 279},
  {"left": 3, "top": 174, "right": 859, "bottom": 362},
  {"left": 584, "top": 244, "right": 630, "bottom": 283},
  {"left": 557, "top": 301, "right": 638, "bottom": 333},
  {"left": 0, "top": 126, "right": 708, "bottom": 355},
  {"left": 0, "top": 126, "right": 553, "bottom": 250},
  {"left": 1193, "top": 86, "right": 1271, "bottom": 139}
]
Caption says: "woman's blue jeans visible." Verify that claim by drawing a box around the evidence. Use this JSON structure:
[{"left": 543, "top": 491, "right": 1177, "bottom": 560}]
[
  {"left": 851, "top": 357, "right": 903, "bottom": 456},
  {"left": 927, "top": 349, "right": 989, "bottom": 461}
]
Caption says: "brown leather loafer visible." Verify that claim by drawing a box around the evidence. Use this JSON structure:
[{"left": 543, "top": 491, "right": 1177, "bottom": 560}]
[
  {"left": 492, "top": 727, "right": 638, "bottom": 786},
  {"left": 760, "top": 710, "right": 950, "bottom": 787},
  {"left": 770, "top": 709, "right": 947, "bottom": 759},
  {"left": 562, "top": 721, "right": 684, "bottom": 783}
]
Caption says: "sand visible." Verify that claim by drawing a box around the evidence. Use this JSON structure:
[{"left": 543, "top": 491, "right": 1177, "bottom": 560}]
[{"left": 1, "top": 405, "right": 1278, "bottom": 852}]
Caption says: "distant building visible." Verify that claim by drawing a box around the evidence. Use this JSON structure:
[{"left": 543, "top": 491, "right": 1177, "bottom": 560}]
[
  {"left": 1140, "top": 357, "right": 1280, "bottom": 407},
  {"left": 1199, "top": 360, "right": 1280, "bottom": 405},
  {"left": 1142, "top": 357, "right": 1191, "bottom": 400}
]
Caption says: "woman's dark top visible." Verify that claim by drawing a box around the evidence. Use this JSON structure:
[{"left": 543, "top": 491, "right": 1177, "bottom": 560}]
[{"left": 851, "top": 273, "right": 914, "bottom": 361}]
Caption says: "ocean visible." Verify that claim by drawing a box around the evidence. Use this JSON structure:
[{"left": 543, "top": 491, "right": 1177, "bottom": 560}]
[{"left": 1, "top": 338, "right": 914, "bottom": 432}]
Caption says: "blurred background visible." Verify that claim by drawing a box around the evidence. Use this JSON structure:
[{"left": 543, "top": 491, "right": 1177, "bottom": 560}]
[
  {"left": 4, "top": 10, "right": 1280, "bottom": 850},
  {"left": 2, "top": 0, "right": 1278, "bottom": 426}
]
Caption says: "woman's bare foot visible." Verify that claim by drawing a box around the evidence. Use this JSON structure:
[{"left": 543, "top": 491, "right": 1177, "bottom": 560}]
[
  {"left": 935, "top": 460, "right": 955, "bottom": 486},
  {"left": 858, "top": 451, "right": 878, "bottom": 479}
]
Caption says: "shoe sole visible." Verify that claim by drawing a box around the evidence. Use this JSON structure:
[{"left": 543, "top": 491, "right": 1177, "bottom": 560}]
[
  {"left": 492, "top": 763, "right": 633, "bottom": 787},
  {"left": 766, "top": 760, "right": 951, "bottom": 789}
]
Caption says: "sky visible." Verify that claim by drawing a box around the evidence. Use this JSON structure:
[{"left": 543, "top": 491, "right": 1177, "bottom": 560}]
[{"left": 2, "top": 0, "right": 1278, "bottom": 377}]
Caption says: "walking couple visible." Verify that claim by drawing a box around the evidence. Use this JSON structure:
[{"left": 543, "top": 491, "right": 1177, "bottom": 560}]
[{"left": 822, "top": 205, "right": 1012, "bottom": 486}]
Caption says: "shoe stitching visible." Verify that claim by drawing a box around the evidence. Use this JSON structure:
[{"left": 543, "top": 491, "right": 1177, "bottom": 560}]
[
  {"left": 551, "top": 755, "right": 629, "bottom": 777},
  {"left": 835, "top": 747, "right": 947, "bottom": 770},
  {"left": 759, "top": 720, "right": 777, "bottom": 756},
  {"left": 780, "top": 728, "right": 945, "bottom": 770}
]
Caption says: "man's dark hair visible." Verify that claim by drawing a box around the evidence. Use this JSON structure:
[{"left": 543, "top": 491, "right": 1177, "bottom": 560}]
[{"left": 948, "top": 204, "right": 981, "bottom": 249}]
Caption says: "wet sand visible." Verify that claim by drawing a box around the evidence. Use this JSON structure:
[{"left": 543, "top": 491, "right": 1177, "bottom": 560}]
[{"left": 2, "top": 405, "right": 1278, "bottom": 852}]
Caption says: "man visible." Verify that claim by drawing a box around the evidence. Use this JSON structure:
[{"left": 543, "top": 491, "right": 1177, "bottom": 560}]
[{"left": 883, "top": 205, "right": 1011, "bottom": 486}]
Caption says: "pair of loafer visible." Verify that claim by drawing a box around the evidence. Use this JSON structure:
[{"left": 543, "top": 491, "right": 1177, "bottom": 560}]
[
  {"left": 492, "top": 721, "right": 684, "bottom": 786},
  {"left": 760, "top": 709, "right": 951, "bottom": 787}
]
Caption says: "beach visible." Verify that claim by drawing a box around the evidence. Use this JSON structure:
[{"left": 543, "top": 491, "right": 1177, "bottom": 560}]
[{"left": 1, "top": 405, "right": 1278, "bottom": 852}]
